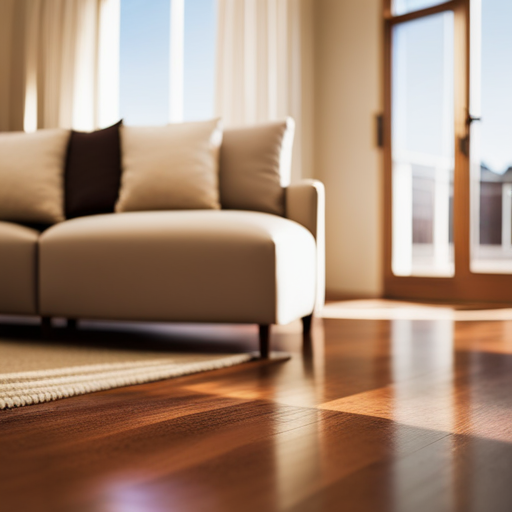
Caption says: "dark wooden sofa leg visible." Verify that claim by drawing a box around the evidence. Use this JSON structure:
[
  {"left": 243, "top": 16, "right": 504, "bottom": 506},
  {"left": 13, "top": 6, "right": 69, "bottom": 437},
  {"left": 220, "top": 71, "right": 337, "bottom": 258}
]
[
  {"left": 41, "top": 316, "right": 52, "bottom": 338},
  {"left": 259, "top": 324, "right": 270, "bottom": 359},
  {"left": 67, "top": 318, "right": 78, "bottom": 330},
  {"left": 302, "top": 314, "right": 313, "bottom": 336}
]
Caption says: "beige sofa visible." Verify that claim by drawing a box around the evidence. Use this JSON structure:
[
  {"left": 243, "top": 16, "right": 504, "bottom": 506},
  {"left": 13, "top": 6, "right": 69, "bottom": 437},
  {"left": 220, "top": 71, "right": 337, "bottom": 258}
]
[
  {"left": 0, "top": 180, "right": 324, "bottom": 357},
  {"left": 0, "top": 119, "right": 324, "bottom": 358}
]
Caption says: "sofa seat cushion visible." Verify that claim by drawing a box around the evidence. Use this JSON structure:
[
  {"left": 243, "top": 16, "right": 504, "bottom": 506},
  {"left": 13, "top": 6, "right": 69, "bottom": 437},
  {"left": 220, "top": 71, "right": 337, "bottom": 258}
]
[
  {"left": 39, "top": 211, "right": 316, "bottom": 325},
  {"left": 0, "top": 222, "right": 39, "bottom": 314}
]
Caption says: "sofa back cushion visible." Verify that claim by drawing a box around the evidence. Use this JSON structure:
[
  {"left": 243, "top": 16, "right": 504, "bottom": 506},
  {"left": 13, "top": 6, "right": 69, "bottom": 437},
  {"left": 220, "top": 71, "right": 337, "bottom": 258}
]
[
  {"left": 116, "top": 119, "right": 222, "bottom": 213},
  {"left": 0, "top": 129, "right": 70, "bottom": 224},
  {"left": 65, "top": 121, "right": 122, "bottom": 219},
  {"left": 219, "top": 118, "right": 295, "bottom": 217}
]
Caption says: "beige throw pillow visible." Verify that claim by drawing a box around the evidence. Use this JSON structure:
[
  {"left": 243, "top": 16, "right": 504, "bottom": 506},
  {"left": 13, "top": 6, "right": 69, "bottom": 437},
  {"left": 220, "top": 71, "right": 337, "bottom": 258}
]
[
  {"left": 219, "top": 118, "right": 295, "bottom": 217},
  {"left": 116, "top": 119, "right": 223, "bottom": 212},
  {"left": 0, "top": 129, "right": 70, "bottom": 224}
]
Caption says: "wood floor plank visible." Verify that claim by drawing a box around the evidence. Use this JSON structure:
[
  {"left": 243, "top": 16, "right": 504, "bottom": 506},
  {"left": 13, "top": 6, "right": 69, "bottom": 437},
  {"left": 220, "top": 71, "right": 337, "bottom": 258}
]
[{"left": 2, "top": 314, "right": 512, "bottom": 511}]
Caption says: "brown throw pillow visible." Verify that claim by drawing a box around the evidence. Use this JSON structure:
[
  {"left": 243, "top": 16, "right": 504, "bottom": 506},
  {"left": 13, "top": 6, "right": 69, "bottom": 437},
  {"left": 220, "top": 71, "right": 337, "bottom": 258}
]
[
  {"left": 65, "top": 121, "right": 122, "bottom": 219},
  {"left": 219, "top": 118, "right": 295, "bottom": 217}
]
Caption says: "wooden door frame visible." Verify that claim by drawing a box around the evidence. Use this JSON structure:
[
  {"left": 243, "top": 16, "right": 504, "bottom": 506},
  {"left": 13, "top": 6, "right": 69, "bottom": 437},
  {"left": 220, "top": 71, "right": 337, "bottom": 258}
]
[{"left": 383, "top": 0, "right": 512, "bottom": 303}]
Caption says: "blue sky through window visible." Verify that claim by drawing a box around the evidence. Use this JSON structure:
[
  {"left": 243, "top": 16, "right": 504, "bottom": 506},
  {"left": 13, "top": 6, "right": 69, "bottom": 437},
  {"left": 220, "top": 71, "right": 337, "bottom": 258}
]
[
  {"left": 480, "top": 0, "right": 512, "bottom": 174},
  {"left": 119, "top": 0, "right": 216, "bottom": 126},
  {"left": 392, "top": 12, "right": 454, "bottom": 159},
  {"left": 184, "top": 0, "right": 217, "bottom": 121},
  {"left": 394, "top": 0, "right": 449, "bottom": 16},
  {"left": 120, "top": 0, "right": 170, "bottom": 125},
  {"left": 391, "top": 1, "right": 512, "bottom": 175}
]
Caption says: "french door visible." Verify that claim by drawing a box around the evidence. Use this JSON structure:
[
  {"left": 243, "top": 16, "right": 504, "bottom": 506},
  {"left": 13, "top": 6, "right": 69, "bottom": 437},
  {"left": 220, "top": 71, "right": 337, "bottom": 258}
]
[{"left": 384, "top": 0, "right": 512, "bottom": 302}]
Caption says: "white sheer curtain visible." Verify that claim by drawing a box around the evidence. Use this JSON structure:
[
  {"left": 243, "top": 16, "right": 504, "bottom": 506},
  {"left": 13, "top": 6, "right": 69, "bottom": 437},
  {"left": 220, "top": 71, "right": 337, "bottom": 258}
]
[
  {"left": 215, "top": 0, "right": 313, "bottom": 182},
  {"left": 0, "top": 0, "right": 119, "bottom": 133}
]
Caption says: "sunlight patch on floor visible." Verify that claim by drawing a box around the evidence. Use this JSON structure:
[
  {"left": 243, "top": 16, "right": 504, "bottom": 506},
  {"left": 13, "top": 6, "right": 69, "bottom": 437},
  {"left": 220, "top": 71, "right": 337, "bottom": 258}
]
[{"left": 320, "top": 299, "right": 512, "bottom": 321}]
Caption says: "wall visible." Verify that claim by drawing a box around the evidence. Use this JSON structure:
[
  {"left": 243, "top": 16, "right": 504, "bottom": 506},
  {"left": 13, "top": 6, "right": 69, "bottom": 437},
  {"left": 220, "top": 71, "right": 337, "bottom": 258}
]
[{"left": 313, "top": 0, "right": 384, "bottom": 297}]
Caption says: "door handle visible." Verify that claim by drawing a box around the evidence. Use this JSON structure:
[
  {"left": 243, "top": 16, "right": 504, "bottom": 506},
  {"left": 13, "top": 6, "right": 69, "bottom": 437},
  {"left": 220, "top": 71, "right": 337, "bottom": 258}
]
[
  {"left": 466, "top": 113, "right": 481, "bottom": 125},
  {"left": 460, "top": 113, "right": 482, "bottom": 156}
]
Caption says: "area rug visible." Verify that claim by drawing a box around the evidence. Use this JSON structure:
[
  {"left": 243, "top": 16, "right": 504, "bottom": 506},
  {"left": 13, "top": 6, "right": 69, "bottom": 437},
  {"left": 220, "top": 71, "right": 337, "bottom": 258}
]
[{"left": 0, "top": 340, "right": 258, "bottom": 410}]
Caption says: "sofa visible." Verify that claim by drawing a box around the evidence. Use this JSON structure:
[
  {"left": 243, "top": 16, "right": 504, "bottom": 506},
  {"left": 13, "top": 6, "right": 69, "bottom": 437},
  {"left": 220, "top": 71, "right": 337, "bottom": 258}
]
[{"left": 0, "top": 118, "right": 324, "bottom": 358}]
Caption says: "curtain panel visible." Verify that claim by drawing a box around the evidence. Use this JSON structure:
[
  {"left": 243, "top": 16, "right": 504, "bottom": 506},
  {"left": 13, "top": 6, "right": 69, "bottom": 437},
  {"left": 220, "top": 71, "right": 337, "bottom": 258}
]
[
  {"left": 215, "top": 0, "right": 314, "bottom": 182},
  {"left": 0, "top": 0, "right": 119, "bottom": 133}
]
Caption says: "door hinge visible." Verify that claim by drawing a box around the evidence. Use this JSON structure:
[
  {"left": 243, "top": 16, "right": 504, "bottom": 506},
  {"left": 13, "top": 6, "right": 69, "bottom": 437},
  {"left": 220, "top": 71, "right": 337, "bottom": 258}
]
[
  {"left": 459, "top": 135, "right": 470, "bottom": 157},
  {"left": 376, "top": 114, "right": 384, "bottom": 148}
]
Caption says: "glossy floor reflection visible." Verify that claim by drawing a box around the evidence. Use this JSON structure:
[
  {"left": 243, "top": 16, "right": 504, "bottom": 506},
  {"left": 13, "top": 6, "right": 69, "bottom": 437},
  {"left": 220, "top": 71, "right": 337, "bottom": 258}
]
[{"left": 1, "top": 311, "right": 512, "bottom": 512}]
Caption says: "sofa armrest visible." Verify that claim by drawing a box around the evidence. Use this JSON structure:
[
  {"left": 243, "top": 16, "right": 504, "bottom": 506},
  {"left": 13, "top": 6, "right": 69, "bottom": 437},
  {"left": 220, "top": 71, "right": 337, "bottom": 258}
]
[{"left": 285, "top": 180, "right": 325, "bottom": 310}]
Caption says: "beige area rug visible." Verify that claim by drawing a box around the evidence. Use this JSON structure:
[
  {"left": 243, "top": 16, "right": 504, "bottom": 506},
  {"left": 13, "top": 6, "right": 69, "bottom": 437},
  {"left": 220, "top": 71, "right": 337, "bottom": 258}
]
[
  {"left": 320, "top": 299, "right": 512, "bottom": 321},
  {"left": 0, "top": 340, "right": 259, "bottom": 410}
]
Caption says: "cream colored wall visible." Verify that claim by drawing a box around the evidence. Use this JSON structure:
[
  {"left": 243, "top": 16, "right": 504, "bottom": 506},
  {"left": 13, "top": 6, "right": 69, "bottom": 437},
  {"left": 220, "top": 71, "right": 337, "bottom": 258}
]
[{"left": 313, "top": 0, "right": 383, "bottom": 297}]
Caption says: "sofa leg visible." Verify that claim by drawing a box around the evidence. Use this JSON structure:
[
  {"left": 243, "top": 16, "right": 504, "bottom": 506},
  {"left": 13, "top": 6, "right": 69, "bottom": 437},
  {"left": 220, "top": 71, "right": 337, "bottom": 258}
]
[
  {"left": 67, "top": 318, "right": 78, "bottom": 330},
  {"left": 41, "top": 316, "right": 52, "bottom": 338},
  {"left": 259, "top": 324, "right": 270, "bottom": 359},
  {"left": 302, "top": 314, "right": 313, "bottom": 335}
]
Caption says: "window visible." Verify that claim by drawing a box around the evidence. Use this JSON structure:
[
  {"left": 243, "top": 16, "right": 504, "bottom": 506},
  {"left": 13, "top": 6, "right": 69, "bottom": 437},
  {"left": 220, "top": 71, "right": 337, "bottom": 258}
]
[
  {"left": 393, "top": 0, "right": 451, "bottom": 16},
  {"left": 470, "top": 0, "right": 512, "bottom": 273},
  {"left": 119, "top": 0, "right": 216, "bottom": 126},
  {"left": 385, "top": 0, "right": 512, "bottom": 301},
  {"left": 183, "top": 0, "right": 217, "bottom": 121},
  {"left": 391, "top": 12, "right": 455, "bottom": 277}
]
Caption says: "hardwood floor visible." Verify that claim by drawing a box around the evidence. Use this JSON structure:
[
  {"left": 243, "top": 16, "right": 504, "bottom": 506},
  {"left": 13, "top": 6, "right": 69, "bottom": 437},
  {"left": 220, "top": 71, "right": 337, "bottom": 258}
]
[{"left": 2, "top": 313, "right": 512, "bottom": 512}]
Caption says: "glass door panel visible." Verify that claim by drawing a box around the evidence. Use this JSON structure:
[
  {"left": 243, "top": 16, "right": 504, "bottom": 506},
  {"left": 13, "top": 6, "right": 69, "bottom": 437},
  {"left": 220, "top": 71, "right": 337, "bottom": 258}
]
[
  {"left": 391, "top": 12, "right": 455, "bottom": 277},
  {"left": 393, "top": 0, "right": 452, "bottom": 16},
  {"left": 470, "top": 0, "right": 512, "bottom": 274}
]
